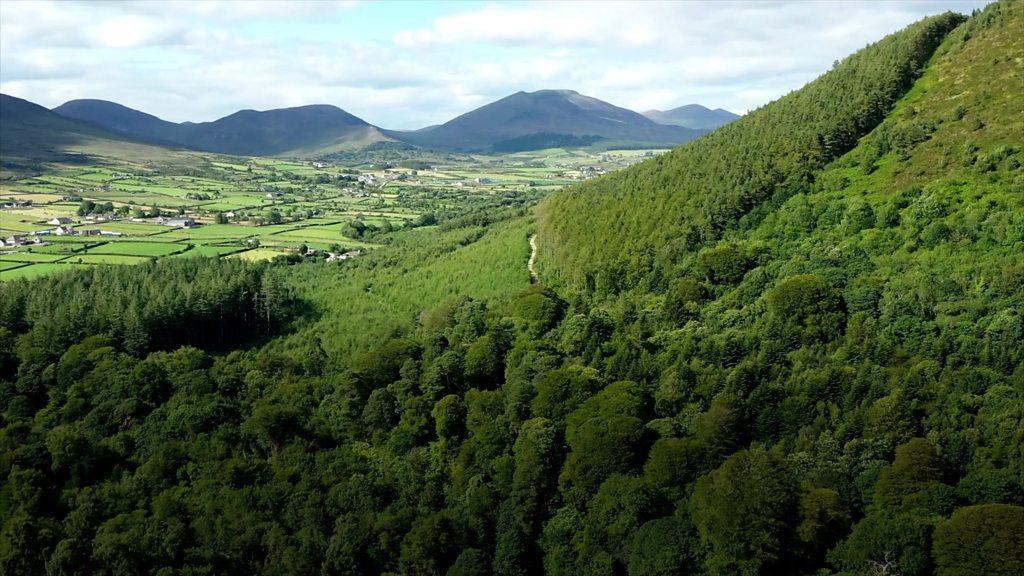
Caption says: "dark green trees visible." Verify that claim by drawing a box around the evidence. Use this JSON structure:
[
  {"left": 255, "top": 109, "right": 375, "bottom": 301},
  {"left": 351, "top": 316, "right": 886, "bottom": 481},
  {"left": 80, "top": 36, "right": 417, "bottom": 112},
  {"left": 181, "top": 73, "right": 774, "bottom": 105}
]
[
  {"left": 933, "top": 504, "right": 1024, "bottom": 576},
  {"left": 691, "top": 449, "right": 800, "bottom": 576}
]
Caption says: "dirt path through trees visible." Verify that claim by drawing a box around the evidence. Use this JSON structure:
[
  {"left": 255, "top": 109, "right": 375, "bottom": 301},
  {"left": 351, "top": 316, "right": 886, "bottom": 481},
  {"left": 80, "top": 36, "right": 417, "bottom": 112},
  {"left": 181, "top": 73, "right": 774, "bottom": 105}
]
[{"left": 528, "top": 234, "right": 538, "bottom": 284}]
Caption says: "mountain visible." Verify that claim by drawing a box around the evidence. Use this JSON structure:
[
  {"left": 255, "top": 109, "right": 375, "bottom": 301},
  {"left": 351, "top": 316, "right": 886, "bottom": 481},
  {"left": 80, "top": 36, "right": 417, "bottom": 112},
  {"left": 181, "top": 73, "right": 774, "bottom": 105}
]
[
  {"left": 642, "top": 104, "right": 740, "bottom": 130},
  {"left": 52, "top": 100, "right": 392, "bottom": 157},
  {"left": 0, "top": 93, "right": 183, "bottom": 163},
  {"left": 51, "top": 99, "right": 187, "bottom": 145},
  {"left": 392, "top": 89, "right": 704, "bottom": 151}
]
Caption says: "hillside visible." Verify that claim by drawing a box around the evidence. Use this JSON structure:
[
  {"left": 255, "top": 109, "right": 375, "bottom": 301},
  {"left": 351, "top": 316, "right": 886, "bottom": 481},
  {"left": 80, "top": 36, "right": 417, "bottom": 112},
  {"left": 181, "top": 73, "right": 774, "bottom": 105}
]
[
  {"left": 643, "top": 104, "right": 740, "bottom": 130},
  {"left": 393, "top": 89, "right": 703, "bottom": 151},
  {"left": 0, "top": 94, "right": 188, "bottom": 166},
  {"left": 53, "top": 100, "right": 392, "bottom": 157},
  {"left": 538, "top": 12, "right": 970, "bottom": 289}
]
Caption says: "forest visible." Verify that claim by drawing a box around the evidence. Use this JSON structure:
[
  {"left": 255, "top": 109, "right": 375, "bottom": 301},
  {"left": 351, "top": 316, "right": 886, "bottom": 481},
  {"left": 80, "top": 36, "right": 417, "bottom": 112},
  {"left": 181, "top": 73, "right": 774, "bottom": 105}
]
[{"left": 1, "top": 2, "right": 1023, "bottom": 575}]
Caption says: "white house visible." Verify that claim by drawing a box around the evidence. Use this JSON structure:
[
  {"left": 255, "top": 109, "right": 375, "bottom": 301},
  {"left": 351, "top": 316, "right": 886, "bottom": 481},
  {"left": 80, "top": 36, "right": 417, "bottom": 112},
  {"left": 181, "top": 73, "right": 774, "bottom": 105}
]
[
  {"left": 165, "top": 217, "right": 196, "bottom": 228},
  {"left": 48, "top": 217, "right": 72, "bottom": 225}
]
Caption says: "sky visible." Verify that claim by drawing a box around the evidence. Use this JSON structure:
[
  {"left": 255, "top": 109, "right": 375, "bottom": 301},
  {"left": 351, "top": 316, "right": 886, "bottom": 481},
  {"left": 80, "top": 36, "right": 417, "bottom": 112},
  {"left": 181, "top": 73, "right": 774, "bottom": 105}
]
[{"left": 0, "top": 0, "right": 988, "bottom": 130}]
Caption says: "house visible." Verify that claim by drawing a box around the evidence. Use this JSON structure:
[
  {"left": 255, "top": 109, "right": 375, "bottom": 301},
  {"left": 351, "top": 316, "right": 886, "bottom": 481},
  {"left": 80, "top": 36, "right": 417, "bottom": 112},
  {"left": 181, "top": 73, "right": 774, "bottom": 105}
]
[
  {"left": 165, "top": 217, "right": 196, "bottom": 228},
  {"left": 475, "top": 177, "right": 492, "bottom": 184},
  {"left": 99, "top": 230, "right": 123, "bottom": 237},
  {"left": 82, "top": 229, "right": 102, "bottom": 236},
  {"left": 1, "top": 199, "right": 32, "bottom": 209},
  {"left": 5, "top": 235, "right": 27, "bottom": 246},
  {"left": 48, "top": 217, "right": 72, "bottom": 225},
  {"left": 225, "top": 211, "right": 236, "bottom": 218},
  {"left": 266, "top": 191, "right": 283, "bottom": 199},
  {"left": 55, "top": 226, "right": 77, "bottom": 236}
]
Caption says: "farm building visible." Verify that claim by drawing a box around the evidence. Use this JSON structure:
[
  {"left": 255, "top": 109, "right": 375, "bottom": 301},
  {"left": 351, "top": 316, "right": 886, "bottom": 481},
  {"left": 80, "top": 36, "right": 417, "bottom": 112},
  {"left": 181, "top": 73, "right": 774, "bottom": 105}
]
[
  {"left": 48, "top": 217, "right": 72, "bottom": 225},
  {"left": 165, "top": 217, "right": 197, "bottom": 228}
]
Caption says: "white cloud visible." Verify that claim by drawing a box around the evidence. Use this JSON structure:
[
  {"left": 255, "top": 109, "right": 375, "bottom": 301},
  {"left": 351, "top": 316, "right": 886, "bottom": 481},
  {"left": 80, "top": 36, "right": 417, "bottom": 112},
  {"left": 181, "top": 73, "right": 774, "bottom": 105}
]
[{"left": 1, "top": 0, "right": 988, "bottom": 129}]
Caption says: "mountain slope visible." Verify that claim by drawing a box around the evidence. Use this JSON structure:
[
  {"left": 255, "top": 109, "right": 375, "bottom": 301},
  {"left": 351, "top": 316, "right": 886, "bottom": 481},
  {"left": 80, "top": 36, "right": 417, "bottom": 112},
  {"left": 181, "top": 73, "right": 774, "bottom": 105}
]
[
  {"left": 52, "top": 99, "right": 188, "bottom": 145},
  {"left": 643, "top": 104, "right": 740, "bottom": 130},
  {"left": 393, "top": 89, "right": 703, "bottom": 151},
  {"left": 0, "top": 93, "right": 185, "bottom": 163},
  {"left": 52, "top": 101, "right": 392, "bottom": 157},
  {"left": 537, "top": 12, "right": 967, "bottom": 290}
]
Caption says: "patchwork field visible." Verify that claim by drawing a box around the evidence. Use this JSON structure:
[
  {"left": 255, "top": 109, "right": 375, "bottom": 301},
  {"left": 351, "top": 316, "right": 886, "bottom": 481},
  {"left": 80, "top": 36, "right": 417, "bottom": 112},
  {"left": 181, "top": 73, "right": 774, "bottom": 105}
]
[{"left": 2, "top": 146, "right": 663, "bottom": 280}]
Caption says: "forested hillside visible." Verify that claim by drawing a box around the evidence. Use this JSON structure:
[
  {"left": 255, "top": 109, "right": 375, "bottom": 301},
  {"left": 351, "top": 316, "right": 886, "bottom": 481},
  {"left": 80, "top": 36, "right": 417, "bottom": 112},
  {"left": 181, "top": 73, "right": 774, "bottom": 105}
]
[
  {"left": 537, "top": 11, "right": 966, "bottom": 289},
  {"left": 2, "top": 3, "right": 1023, "bottom": 576}
]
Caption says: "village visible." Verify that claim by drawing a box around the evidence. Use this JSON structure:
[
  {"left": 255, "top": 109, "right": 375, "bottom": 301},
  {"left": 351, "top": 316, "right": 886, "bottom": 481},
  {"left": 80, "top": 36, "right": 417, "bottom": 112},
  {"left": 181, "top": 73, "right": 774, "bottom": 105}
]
[{"left": 1, "top": 147, "right": 662, "bottom": 279}]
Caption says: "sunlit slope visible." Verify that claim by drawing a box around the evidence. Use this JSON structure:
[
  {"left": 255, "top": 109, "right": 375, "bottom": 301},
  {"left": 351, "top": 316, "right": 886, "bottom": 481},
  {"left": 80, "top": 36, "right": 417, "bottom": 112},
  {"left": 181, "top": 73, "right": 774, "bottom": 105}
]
[
  {"left": 684, "top": 0, "right": 1024, "bottom": 362},
  {"left": 536, "top": 12, "right": 966, "bottom": 291},
  {"left": 268, "top": 215, "right": 534, "bottom": 361}
]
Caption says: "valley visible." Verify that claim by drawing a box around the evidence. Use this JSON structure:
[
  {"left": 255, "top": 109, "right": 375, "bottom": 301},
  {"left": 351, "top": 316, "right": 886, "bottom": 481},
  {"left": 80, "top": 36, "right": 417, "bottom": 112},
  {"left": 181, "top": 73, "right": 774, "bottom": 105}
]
[{"left": 1, "top": 146, "right": 659, "bottom": 279}]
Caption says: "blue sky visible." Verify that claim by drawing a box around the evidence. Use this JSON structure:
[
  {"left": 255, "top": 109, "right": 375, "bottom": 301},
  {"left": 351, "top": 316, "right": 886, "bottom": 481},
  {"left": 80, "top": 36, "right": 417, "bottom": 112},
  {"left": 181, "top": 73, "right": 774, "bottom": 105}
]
[{"left": 0, "top": 1, "right": 988, "bottom": 129}]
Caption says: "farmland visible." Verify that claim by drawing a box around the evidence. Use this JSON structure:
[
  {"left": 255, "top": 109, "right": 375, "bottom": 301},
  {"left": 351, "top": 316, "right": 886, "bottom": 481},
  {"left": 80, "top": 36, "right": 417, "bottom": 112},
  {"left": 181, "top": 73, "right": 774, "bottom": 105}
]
[{"left": 1, "top": 147, "right": 660, "bottom": 279}]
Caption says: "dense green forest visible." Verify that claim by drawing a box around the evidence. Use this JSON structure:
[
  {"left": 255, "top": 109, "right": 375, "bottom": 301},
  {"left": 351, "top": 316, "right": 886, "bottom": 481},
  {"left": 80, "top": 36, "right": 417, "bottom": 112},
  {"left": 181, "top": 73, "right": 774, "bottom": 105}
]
[{"left": 2, "top": 2, "right": 1023, "bottom": 575}]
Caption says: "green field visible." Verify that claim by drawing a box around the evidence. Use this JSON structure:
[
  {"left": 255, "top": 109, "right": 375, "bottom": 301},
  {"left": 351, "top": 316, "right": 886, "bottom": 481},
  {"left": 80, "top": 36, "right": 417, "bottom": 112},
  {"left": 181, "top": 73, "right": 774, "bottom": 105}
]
[
  {"left": 1, "top": 129, "right": 646, "bottom": 280},
  {"left": 0, "top": 262, "right": 90, "bottom": 279},
  {"left": 86, "top": 241, "right": 187, "bottom": 257}
]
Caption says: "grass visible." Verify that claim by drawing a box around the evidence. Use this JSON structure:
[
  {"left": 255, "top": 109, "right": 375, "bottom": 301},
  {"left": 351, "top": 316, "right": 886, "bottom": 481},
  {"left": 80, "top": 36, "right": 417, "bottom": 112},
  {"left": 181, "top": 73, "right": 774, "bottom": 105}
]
[
  {"left": 0, "top": 260, "right": 29, "bottom": 272},
  {"left": 229, "top": 248, "right": 286, "bottom": 261},
  {"left": 167, "top": 245, "right": 245, "bottom": 258},
  {"left": 86, "top": 242, "right": 187, "bottom": 257},
  {"left": 0, "top": 262, "right": 90, "bottom": 279},
  {"left": 1, "top": 251, "right": 69, "bottom": 263},
  {"left": 68, "top": 254, "right": 154, "bottom": 265}
]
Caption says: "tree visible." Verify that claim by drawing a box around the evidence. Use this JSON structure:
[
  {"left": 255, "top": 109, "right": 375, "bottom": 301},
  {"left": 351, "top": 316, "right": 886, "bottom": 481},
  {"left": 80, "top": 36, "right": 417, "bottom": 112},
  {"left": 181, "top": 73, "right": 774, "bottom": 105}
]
[
  {"left": 559, "top": 416, "right": 648, "bottom": 509},
  {"left": 830, "top": 511, "right": 934, "bottom": 576},
  {"left": 691, "top": 449, "right": 800, "bottom": 576},
  {"left": 643, "top": 437, "right": 706, "bottom": 501},
  {"left": 448, "top": 548, "right": 490, "bottom": 576},
  {"left": 628, "top": 516, "right": 701, "bottom": 576},
  {"left": 464, "top": 333, "right": 505, "bottom": 387},
  {"left": 663, "top": 276, "right": 707, "bottom": 323},
  {"left": 766, "top": 274, "right": 847, "bottom": 345},
  {"left": 874, "top": 438, "right": 944, "bottom": 509},
  {"left": 433, "top": 394, "right": 466, "bottom": 441},
  {"left": 400, "top": 513, "right": 457, "bottom": 576},
  {"left": 933, "top": 504, "right": 1024, "bottom": 576}
]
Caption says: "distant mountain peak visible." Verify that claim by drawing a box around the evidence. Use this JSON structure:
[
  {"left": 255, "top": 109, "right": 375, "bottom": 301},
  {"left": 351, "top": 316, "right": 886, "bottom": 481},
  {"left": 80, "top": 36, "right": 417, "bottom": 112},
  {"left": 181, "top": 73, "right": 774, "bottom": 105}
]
[
  {"left": 642, "top": 104, "right": 740, "bottom": 130},
  {"left": 394, "top": 89, "right": 702, "bottom": 151}
]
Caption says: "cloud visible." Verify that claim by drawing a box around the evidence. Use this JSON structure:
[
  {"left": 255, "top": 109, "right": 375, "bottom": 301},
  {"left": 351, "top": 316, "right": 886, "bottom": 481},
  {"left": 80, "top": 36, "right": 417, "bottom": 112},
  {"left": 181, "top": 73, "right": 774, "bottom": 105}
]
[{"left": 1, "top": 0, "right": 988, "bottom": 129}]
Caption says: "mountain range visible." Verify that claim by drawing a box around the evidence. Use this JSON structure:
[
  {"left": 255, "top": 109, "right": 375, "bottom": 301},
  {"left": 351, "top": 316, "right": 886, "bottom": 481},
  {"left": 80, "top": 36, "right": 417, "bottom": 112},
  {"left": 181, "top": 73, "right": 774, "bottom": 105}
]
[
  {"left": 391, "top": 90, "right": 703, "bottom": 152},
  {"left": 0, "top": 93, "right": 190, "bottom": 164},
  {"left": 51, "top": 99, "right": 393, "bottom": 157},
  {"left": 13, "top": 90, "right": 727, "bottom": 158},
  {"left": 642, "top": 104, "right": 740, "bottom": 130}
]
